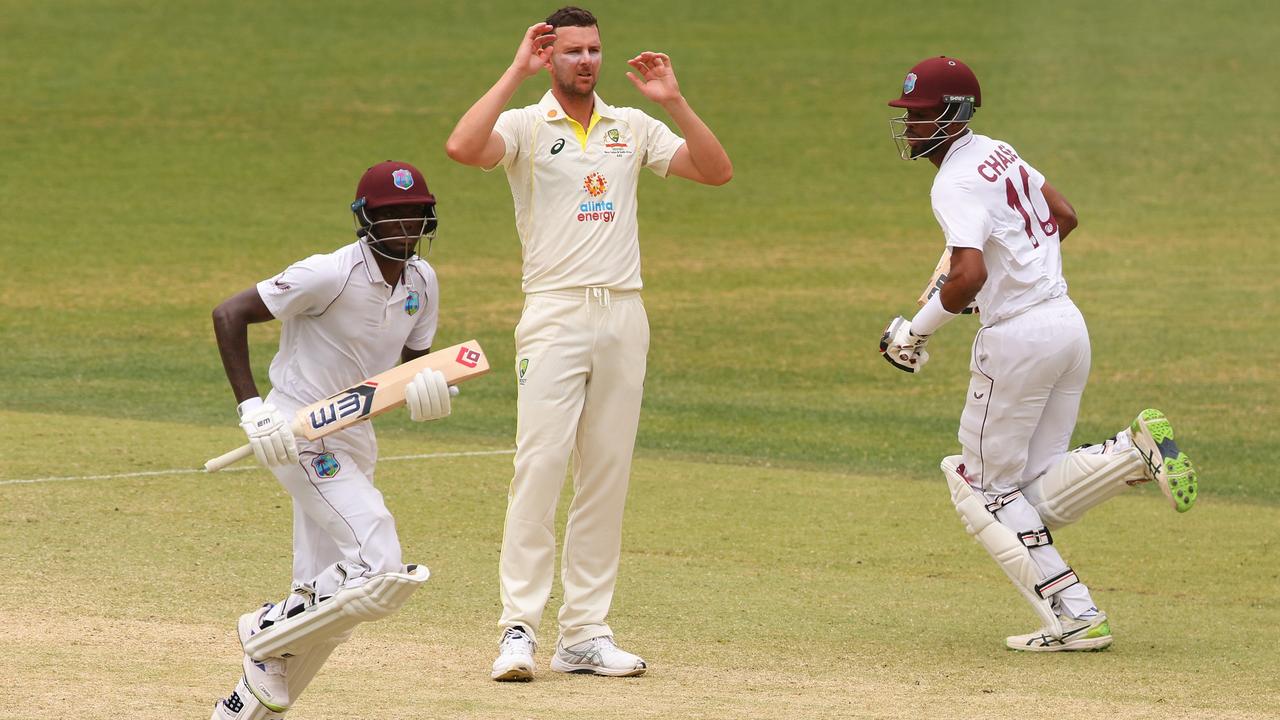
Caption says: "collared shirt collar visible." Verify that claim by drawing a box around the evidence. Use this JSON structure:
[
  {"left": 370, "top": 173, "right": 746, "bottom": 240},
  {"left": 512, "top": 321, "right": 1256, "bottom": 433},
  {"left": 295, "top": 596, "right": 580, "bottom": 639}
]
[
  {"left": 536, "top": 90, "right": 620, "bottom": 122},
  {"left": 939, "top": 130, "right": 976, "bottom": 169},
  {"left": 356, "top": 239, "right": 411, "bottom": 296}
]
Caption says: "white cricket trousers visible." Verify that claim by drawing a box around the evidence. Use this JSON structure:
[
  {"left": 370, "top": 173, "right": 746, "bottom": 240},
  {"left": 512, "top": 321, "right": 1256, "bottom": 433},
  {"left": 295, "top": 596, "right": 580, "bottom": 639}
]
[
  {"left": 264, "top": 392, "right": 403, "bottom": 609},
  {"left": 499, "top": 288, "right": 649, "bottom": 647},
  {"left": 958, "top": 295, "right": 1098, "bottom": 617}
]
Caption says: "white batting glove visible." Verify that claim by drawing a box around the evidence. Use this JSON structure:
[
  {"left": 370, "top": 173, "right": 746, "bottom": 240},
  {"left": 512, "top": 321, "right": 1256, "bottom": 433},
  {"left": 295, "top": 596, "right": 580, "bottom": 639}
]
[
  {"left": 879, "top": 315, "right": 931, "bottom": 374},
  {"left": 406, "top": 368, "right": 453, "bottom": 422},
  {"left": 238, "top": 398, "right": 299, "bottom": 467}
]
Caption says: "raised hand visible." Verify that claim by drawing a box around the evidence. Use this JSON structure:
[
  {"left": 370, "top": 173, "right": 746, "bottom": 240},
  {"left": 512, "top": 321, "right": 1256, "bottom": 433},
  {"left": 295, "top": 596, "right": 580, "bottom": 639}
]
[
  {"left": 512, "top": 22, "right": 557, "bottom": 78},
  {"left": 626, "top": 52, "right": 682, "bottom": 105}
]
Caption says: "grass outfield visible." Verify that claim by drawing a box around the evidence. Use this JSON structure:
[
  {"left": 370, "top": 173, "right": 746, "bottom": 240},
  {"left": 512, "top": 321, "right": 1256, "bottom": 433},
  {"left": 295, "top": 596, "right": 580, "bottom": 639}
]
[
  {"left": 2, "top": 414, "right": 1278, "bottom": 719},
  {"left": 3, "top": 1, "right": 1278, "bottom": 718}
]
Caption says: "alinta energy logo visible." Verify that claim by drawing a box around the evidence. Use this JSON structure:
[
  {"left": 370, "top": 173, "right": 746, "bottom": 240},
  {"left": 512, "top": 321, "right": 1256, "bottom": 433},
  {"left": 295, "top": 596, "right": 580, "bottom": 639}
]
[{"left": 578, "top": 172, "right": 615, "bottom": 223}]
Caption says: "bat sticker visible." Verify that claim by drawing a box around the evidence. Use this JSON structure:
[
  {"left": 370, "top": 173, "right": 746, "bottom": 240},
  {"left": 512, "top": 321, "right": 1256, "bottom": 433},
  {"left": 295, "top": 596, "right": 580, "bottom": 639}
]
[
  {"left": 456, "top": 347, "right": 481, "bottom": 368},
  {"left": 308, "top": 384, "right": 378, "bottom": 430}
]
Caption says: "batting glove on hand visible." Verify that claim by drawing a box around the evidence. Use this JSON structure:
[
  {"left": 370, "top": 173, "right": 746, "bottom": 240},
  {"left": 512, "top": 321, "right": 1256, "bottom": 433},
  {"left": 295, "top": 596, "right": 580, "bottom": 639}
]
[
  {"left": 238, "top": 399, "right": 299, "bottom": 467},
  {"left": 406, "top": 368, "right": 454, "bottom": 422},
  {"left": 879, "top": 315, "right": 931, "bottom": 374}
]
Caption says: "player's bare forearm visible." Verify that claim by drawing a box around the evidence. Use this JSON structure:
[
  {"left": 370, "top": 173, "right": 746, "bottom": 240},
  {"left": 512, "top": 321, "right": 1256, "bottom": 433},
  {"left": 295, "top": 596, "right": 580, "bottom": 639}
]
[
  {"left": 445, "top": 67, "right": 525, "bottom": 167},
  {"left": 447, "top": 22, "right": 552, "bottom": 167},
  {"left": 940, "top": 247, "right": 986, "bottom": 313},
  {"left": 212, "top": 287, "right": 275, "bottom": 405},
  {"left": 401, "top": 345, "right": 431, "bottom": 364},
  {"left": 662, "top": 96, "right": 733, "bottom": 186},
  {"left": 1042, "top": 181, "right": 1078, "bottom": 242}
]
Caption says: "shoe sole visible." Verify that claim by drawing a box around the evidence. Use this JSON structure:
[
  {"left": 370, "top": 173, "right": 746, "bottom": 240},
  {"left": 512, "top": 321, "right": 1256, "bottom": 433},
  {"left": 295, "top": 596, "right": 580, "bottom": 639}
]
[
  {"left": 1131, "top": 409, "right": 1198, "bottom": 512},
  {"left": 491, "top": 662, "right": 535, "bottom": 682},
  {"left": 550, "top": 657, "right": 647, "bottom": 677},
  {"left": 1006, "top": 635, "right": 1114, "bottom": 652}
]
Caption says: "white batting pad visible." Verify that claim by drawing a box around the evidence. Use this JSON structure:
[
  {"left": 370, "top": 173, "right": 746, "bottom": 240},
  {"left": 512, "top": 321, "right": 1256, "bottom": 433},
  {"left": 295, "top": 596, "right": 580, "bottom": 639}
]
[
  {"left": 942, "top": 456, "right": 1064, "bottom": 638},
  {"left": 1023, "top": 448, "right": 1145, "bottom": 529},
  {"left": 244, "top": 565, "right": 428, "bottom": 661}
]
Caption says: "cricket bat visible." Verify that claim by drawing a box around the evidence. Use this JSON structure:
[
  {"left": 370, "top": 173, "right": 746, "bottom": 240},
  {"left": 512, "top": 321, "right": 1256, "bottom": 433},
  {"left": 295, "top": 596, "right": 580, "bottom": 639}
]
[{"left": 204, "top": 339, "right": 490, "bottom": 473}]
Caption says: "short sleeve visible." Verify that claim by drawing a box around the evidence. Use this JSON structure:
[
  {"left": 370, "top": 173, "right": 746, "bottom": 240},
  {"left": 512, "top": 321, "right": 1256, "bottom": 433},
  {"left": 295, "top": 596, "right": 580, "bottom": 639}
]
[
  {"left": 256, "top": 254, "right": 345, "bottom": 321},
  {"left": 403, "top": 262, "right": 440, "bottom": 351},
  {"left": 489, "top": 108, "right": 529, "bottom": 172},
  {"left": 637, "top": 111, "right": 686, "bottom": 177},
  {"left": 931, "top": 181, "right": 992, "bottom": 250}
]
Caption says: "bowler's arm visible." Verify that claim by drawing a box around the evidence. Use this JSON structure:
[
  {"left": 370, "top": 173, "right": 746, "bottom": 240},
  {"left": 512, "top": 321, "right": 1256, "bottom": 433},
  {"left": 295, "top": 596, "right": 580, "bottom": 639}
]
[
  {"left": 444, "top": 72, "right": 521, "bottom": 169},
  {"left": 663, "top": 97, "right": 733, "bottom": 186},
  {"left": 446, "top": 22, "right": 553, "bottom": 168},
  {"left": 212, "top": 287, "right": 275, "bottom": 405}
]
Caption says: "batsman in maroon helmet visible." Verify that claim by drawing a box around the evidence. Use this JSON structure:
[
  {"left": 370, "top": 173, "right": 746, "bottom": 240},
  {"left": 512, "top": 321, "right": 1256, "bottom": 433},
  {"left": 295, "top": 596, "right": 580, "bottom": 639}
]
[
  {"left": 879, "top": 57, "right": 1199, "bottom": 651},
  {"left": 206, "top": 161, "right": 456, "bottom": 718}
]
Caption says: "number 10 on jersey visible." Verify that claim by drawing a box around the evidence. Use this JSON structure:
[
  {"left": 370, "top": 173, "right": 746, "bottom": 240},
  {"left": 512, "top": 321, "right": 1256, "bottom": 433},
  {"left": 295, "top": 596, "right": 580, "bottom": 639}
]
[{"left": 1006, "top": 164, "right": 1057, "bottom": 248}]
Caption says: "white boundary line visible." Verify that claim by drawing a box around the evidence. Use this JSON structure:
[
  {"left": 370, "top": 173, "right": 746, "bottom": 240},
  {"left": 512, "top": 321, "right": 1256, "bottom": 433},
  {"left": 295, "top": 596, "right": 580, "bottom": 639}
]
[{"left": 0, "top": 449, "right": 515, "bottom": 487}]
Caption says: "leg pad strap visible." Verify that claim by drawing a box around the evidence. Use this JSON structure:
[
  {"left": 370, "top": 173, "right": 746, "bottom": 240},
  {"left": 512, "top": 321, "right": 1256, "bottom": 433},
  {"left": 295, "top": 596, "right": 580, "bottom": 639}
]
[
  {"left": 1017, "top": 527, "right": 1054, "bottom": 548},
  {"left": 244, "top": 564, "right": 428, "bottom": 661}
]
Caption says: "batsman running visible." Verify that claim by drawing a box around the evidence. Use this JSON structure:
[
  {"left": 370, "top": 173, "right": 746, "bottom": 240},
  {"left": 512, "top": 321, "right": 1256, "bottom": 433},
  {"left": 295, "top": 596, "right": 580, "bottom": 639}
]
[
  {"left": 879, "top": 57, "right": 1200, "bottom": 651},
  {"left": 207, "top": 161, "right": 454, "bottom": 718},
  {"left": 445, "top": 6, "right": 732, "bottom": 680}
]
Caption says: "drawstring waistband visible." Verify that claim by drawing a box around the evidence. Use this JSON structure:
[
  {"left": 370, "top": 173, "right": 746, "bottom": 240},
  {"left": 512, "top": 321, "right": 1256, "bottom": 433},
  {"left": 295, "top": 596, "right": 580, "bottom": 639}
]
[{"left": 528, "top": 287, "right": 639, "bottom": 306}]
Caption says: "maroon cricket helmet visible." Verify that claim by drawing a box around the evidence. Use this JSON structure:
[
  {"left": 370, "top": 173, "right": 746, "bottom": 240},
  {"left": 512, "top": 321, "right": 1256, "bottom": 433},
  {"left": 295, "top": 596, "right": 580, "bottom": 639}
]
[
  {"left": 888, "top": 56, "right": 982, "bottom": 111},
  {"left": 353, "top": 160, "right": 436, "bottom": 210}
]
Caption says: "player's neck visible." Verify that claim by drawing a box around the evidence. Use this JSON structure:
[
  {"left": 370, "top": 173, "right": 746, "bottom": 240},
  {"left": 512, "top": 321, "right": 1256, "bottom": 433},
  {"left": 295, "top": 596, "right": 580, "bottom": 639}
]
[
  {"left": 552, "top": 86, "right": 594, "bottom": 129},
  {"left": 372, "top": 254, "right": 406, "bottom": 288}
]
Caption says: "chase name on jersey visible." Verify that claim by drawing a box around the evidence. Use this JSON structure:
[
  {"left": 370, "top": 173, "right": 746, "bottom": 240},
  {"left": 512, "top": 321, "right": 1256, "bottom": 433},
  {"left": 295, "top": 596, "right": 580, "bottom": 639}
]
[
  {"left": 977, "top": 143, "right": 1021, "bottom": 182},
  {"left": 577, "top": 200, "right": 616, "bottom": 223}
]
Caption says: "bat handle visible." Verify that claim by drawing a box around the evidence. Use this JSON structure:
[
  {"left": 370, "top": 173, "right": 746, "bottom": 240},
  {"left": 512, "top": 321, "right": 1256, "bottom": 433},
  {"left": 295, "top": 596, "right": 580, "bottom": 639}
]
[{"left": 204, "top": 443, "right": 255, "bottom": 473}]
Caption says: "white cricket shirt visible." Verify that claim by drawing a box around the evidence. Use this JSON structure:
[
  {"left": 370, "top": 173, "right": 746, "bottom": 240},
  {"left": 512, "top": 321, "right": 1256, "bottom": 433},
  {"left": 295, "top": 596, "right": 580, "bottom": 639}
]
[
  {"left": 931, "top": 132, "right": 1068, "bottom": 325},
  {"left": 490, "top": 90, "right": 686, "bottom": 293},
  {"left": 256, "top": 240, "right": 440, "bottom": 409}
]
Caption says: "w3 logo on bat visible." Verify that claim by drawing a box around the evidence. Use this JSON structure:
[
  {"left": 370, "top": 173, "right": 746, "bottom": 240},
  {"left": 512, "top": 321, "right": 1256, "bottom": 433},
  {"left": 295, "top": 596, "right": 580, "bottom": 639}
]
[
  {"left": 309, "top": 384, "right": 378, "bottom": 430},
  {"left": 456, "top": 347, "right": 481, "bottom": 369}
]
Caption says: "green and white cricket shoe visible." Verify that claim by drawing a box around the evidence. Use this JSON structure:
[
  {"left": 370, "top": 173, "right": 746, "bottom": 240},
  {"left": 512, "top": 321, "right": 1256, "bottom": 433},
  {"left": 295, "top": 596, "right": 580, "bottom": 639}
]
[
  {"left": 551, "top": 635, "right": 647, "bottom": 677},
  {"left": 1006, "top": 613, "right": 1113, "bottom": 652},
  {"left": 1131, "top": 408, "right": 1198, "bottom": 512}
]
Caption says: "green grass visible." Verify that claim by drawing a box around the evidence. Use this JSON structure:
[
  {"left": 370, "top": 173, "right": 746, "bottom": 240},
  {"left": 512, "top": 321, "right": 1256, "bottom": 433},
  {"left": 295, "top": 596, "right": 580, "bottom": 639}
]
[{"left": 2, "top": 1, "right": 1278, "bottom": 717}]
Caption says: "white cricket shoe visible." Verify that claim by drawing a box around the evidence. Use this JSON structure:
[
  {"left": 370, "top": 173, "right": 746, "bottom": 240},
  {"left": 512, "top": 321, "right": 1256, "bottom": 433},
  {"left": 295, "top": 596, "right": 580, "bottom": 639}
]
[
  {"left": 1006, "top": 612, "right": 1113, "bottom": 652},
  {"left": 238, "top": 604, "right": 291, "bottom": 711},
  {"left": 491, "top": 625, "right": 537, "bottom": 681},
  {"left": 551, "top": 635, "right": 647, "bottom": 677}
]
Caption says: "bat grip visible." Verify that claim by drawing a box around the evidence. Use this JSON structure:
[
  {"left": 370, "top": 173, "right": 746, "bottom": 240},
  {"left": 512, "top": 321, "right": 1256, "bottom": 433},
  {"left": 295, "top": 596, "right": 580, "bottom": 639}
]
[{"left": 204, "top": 443, "right": 254, "bottom": 473}]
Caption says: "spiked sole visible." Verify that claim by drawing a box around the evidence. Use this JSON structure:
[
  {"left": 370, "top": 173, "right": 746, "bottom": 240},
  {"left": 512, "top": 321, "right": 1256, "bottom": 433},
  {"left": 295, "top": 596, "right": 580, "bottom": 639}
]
[
  {"left": 491, "top": 664, "right": 535, "bottom": 682},
  {"left": 1131, "top": 408, "right": 1198, "bottom": 513}
]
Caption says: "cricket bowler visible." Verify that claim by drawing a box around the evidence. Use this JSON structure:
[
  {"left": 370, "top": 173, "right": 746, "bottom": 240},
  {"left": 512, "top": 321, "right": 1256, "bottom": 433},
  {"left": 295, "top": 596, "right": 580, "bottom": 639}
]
[{"left": 445, "top": 6, "right": 732, "bottom": 680}]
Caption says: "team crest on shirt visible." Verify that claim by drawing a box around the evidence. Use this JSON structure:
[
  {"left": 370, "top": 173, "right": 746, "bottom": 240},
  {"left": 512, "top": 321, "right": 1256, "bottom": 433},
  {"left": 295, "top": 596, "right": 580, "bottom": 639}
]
[
  {"left": 392, "top": 169, "right": 414, "bottom": 190},
  {"left": 518, "top": 358, "right": 529, "bottom": 385},
  {"left": 603, "top": 128, "right": 632, "bottom": 157},
  {"left": 405, "top": 290, "right": 421, "bottom": 316},
  {"left": 311, "top": 452, "right": 340, "bottom": 478},
  {"left": 903, "top": 72, "right": 917, "bottom": 94},
  {"left": 583, "top": 172, "right": 608, "bottom": 197}
]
